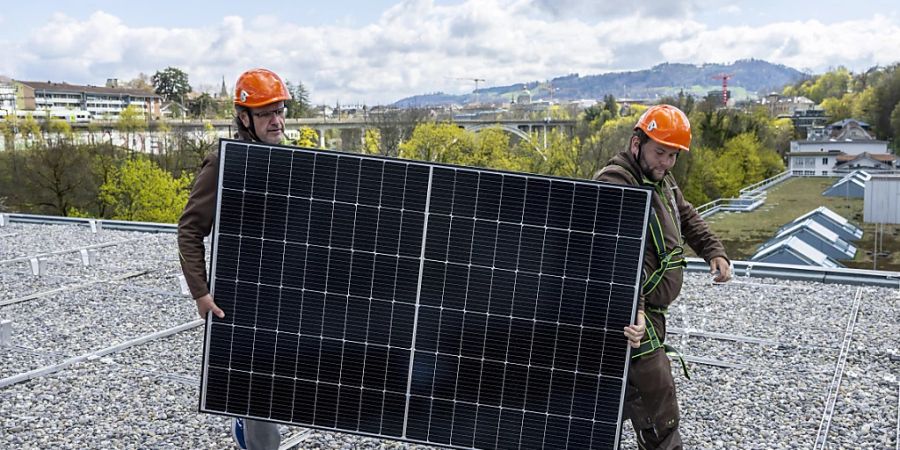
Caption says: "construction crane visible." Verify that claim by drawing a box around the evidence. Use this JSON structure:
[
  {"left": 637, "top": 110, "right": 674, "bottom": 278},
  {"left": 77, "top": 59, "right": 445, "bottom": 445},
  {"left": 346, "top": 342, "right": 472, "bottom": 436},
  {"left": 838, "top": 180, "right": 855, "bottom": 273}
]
[
  {"left": 455, "top": 77, "right": 486, "bottom": 105},
  {"left": 711, "top": 73, "right": 733, "bottom": 107}
]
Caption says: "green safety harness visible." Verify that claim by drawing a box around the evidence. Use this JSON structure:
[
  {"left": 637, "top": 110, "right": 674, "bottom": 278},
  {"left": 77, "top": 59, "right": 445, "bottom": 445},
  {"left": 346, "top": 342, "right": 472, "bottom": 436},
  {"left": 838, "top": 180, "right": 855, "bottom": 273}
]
[
  {"left": 633, "top": 306, "right": 690, "bottom": 379},
  {"left": 598, "top": 164, "right": 690, "bottom": 378}
]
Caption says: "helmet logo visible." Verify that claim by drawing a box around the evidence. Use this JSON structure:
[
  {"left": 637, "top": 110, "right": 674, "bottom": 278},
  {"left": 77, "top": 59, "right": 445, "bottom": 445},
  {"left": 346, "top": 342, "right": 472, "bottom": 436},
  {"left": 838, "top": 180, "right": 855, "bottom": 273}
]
[
  {"left": 647, "top": 120, "right": 657, "bottom": 132},
  {"left": 240, "top": 90, "right": 249, "bottom": 103}
]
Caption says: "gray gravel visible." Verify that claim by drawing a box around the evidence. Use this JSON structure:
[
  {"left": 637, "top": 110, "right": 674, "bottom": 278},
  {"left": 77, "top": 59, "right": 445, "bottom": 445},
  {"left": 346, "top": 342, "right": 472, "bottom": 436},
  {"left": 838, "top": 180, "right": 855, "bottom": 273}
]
[{"left": 1, "top": 222, "right": 898, "bottom": 449}]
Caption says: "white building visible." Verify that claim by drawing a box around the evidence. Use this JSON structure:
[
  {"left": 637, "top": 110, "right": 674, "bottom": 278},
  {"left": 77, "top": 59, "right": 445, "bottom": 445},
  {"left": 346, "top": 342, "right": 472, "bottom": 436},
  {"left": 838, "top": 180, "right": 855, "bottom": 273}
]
[
  {"left": 0, "top": 77, "right": 15, "bottom": 116},
  {"left": 788, "top": 119, "right": 892, "bottom": 175},
  {"left": 15, "top": 80, "right": 162, "bottom": 120}
]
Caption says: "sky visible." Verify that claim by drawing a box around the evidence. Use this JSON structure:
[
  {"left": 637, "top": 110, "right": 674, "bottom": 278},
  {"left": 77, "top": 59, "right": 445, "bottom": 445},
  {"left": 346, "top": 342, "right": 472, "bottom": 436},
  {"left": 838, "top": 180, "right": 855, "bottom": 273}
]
[{"left": 2, "top": 0, "right": 899, "bottom": 105}]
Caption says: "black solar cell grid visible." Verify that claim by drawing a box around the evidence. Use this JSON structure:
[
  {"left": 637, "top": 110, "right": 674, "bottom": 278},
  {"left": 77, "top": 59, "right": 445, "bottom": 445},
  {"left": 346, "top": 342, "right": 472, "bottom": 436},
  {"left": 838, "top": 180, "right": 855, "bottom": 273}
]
[{"left": 200, "top": 139, "right": 651, "bottom": 449}]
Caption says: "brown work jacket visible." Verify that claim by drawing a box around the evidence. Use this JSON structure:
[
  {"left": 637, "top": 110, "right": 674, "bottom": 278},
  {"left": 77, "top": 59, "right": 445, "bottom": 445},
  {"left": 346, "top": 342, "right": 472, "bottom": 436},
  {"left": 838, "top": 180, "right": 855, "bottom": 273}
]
[
  {"left": 177, "top": 127, "right": 257, "bottom": 299},
  {"left": 594, "top": 151, "right": 728, "bottom": 310},
  {"left": 177, "top": 150, "right": 221, "bottom": 299}
]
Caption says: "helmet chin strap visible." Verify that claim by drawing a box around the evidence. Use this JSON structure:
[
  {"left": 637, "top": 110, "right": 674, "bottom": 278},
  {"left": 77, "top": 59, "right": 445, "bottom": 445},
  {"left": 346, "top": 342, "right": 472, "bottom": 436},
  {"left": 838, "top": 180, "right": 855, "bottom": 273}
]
[{"left": 241, "top": 109, "right": 262, "bottom": 142}]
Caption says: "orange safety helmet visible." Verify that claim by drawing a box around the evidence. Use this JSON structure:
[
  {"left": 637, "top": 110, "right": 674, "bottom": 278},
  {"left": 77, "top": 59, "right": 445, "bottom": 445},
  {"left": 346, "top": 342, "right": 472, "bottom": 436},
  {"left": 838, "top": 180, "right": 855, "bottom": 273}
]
[
  {"left": 234, "top": 68, "right": 291, "bottom": 108},
  {"left": 634, "top": 104, "right": 691, "bottom": 151}
]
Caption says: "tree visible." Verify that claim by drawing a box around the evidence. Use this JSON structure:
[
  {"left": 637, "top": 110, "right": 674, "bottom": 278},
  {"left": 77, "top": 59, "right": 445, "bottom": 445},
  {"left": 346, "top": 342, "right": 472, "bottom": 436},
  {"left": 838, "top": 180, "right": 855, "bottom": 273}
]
[
  {"left": 99, "top": 157, "right": 192, "bottom": 223},
  {"left": 399, "top": 122, "right": 471, "bottom": 163},
  {"left": 125, "top": 73, "right": 153, "bottom": 91},
  {"left": 22, "top": 143, "right": 93, "bottom": 216},
  {"left": 363, "top": 129, "right": 381, "bottom": 155},
  {"left": 117, "top": 105, "right": 147, "bottom": 153},
  {"left": 151, "top": 67, "right": 192, "bottom": 102},
  {"left": 285, "top": 81, "right": 311, "bottom": 118},
  {"left": 782, "top": 67, "right": 851, "bottom": 103},
  {"left": 579, "top": 113, "right": 640, "bottom": 179},
  {"left": 188, "top": 93, "right": 227, "bottom": 119},
  {"left": 46, "top": 117, "right": 73, "bottom": 145},
  {"left": 0, "top": 114, "right": 19, "bottom": 150},
  {"left": 295, "top": 128, "right": 319, "bottom": 148},
  {"left": 371, "top": 108, "right": 430, "bottom": 157},
  {"left": 524, "top": 129, "right": 581, "bottom": 178},
  {"left": 822, "top": 95, "right": 855, "bottom": 124},
  {"left": 20, "top": 114, "right": 42, "bottom": 147},
  {"left": 865, "top": 64, "right": 900, "bottom": 142}
]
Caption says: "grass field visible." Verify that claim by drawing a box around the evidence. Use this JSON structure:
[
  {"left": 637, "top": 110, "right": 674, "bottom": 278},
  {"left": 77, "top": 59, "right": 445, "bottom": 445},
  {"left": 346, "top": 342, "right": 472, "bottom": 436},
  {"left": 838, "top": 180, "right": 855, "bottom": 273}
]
[{"left": 694, "top": 177, "right": 900, "bottom": 271}]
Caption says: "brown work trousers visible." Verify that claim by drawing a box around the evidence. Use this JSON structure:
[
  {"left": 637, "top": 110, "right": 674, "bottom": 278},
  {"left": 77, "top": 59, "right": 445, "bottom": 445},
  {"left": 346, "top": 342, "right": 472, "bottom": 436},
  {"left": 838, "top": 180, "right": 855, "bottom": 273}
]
[{"left": 623, "top": 310, "right": 683, "bottom": 450}]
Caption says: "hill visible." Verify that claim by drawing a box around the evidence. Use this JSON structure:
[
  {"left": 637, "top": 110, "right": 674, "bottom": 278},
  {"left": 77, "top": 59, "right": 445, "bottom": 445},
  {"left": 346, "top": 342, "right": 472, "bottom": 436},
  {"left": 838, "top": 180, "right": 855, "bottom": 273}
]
[{"left": 394, "top": 59, "right": 807, "bottom": 107}]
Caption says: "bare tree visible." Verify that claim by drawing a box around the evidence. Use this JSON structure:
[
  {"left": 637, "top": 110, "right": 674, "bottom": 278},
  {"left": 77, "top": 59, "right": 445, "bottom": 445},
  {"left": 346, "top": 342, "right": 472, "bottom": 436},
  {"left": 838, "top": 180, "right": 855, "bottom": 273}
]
[{"left": 369, "top": 108, "right": 432, "bottom": 157}]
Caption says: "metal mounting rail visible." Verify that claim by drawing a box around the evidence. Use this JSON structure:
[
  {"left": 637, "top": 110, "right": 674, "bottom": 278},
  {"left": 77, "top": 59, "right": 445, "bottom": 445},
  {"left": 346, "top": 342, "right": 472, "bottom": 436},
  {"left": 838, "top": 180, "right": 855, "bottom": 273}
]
[
  {"left": 679, "top": 355, "right": 748, "bottom": 370},
  {"left": 813, "top": 287, "right": 862, "bottom": 450},
  {"left": 0, "top": 319, "right": 203, "bottom": 388},
  {"left": 0, "top": 237, "right": 148, "bottom": 266},
  {"left": 1, "top": 271, "right": 148, "bottom": 307},
  {"left": 685, "top": 258, "right": 900, "bottom": 288},
  {"left": 279, "top": 430, "right": 315, "bottom": 450},
  {"left": 667, "top": 327, "right": 778, "bottom": 346},
  {"left": 0, "top": 213, "right": 177, "bottom": 233}
]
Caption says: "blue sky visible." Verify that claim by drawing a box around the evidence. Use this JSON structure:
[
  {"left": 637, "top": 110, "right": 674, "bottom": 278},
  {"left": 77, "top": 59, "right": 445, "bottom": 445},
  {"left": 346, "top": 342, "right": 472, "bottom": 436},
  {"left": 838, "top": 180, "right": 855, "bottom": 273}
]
[{"left": 2, "top": 1, "right": 899, "bottom": 104}]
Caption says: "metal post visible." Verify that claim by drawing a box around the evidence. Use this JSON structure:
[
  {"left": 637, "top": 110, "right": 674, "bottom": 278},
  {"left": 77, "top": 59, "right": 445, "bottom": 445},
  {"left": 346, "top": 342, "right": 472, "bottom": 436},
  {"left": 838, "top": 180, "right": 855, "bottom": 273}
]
[
  {"left": 80, "top": 248, "right": 98, "bottom": 266},
  {"left": 0, "top": 320, "right": 11, "bottom": 346},
  {"left": 177, "top": 274, "right": 191, "bottom": 297},
  {"left": 29, "top": 257, "right": 47, "bottom": 276}
]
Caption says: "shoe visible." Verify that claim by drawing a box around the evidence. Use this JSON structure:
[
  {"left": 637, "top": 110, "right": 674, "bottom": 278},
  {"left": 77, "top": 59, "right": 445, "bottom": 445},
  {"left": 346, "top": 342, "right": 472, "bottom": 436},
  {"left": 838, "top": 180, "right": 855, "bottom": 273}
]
[{"left": 231, "top": 417, "right": 247, "bottom": 449}]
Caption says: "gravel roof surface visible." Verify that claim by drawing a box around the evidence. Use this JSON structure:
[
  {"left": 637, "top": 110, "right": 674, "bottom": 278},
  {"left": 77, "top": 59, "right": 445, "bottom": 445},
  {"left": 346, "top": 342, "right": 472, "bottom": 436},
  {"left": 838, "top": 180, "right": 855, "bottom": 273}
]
[{"left": 1, "top": 222, "right": 898, "bottom": 449}]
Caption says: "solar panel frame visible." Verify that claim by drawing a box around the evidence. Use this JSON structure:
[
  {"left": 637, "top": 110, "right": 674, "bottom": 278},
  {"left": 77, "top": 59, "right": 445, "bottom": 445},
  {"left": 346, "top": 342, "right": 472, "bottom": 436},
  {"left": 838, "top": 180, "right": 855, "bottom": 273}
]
[{"left": 198, "top": 138, "right": 653, "bottom": 449}]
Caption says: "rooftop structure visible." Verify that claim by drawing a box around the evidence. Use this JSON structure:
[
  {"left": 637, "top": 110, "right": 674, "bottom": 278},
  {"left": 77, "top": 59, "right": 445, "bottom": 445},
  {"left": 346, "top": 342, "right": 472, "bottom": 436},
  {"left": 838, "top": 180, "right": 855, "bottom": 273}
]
[
  {"left": 758, "top": 219, "right": 857, "bottom": 261},
  {"left": 1, "top": 218, "right": 898, "bottom": 448},
  {"left": 777, "top": 207, "right": 863, "bottom": 242}
]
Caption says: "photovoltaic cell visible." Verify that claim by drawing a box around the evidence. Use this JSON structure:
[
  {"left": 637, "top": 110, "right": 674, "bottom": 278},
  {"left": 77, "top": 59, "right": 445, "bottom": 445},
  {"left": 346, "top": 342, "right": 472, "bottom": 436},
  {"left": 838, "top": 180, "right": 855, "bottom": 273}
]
[{"left": 200, "top": 139, "right": 652, "bottom": 449}]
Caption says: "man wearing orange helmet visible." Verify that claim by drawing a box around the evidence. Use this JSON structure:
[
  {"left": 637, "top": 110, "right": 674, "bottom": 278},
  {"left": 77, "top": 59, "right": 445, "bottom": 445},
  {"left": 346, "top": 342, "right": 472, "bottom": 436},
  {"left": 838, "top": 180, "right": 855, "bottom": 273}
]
[
  {"left": 178, "top": 68, "right": 291, "bottom": 449},
  {"left": 595, "top": 104, "right": 732, "bottom": 449}
]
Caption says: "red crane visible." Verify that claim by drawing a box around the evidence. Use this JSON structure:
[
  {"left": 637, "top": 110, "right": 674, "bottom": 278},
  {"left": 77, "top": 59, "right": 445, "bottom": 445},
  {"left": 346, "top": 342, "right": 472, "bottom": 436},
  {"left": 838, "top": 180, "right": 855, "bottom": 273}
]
[{"left": 711, "top": 73, "right": 733, "bottom": 106}]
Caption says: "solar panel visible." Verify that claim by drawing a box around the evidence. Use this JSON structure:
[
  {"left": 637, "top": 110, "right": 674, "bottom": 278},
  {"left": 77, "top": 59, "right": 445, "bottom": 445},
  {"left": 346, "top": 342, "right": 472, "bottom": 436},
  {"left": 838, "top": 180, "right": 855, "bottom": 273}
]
[{"left": 199, "top": 139, "right": 652, "bottom": 449}]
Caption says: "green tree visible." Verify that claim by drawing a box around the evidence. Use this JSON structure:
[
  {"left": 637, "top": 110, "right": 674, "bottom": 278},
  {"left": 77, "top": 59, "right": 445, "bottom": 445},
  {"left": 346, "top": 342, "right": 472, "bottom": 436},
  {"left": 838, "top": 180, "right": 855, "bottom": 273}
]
[
  {"left": 806, "top": 67, "right": 851, "bottom": 103},
  {"left": 46, "top": 117, "right": 72, "bottom": 145},
  {"left": 295, "top": 127, "right": 319, "bottom": 148},
  {"left": 890, "top": 102, "right": 900, "bottom": 147},
  {"left": 22, "top": 143, "right": 93, "bottom": 216},
  {"left": 821, "top": 94, "right": 855, "bottom": 123},
  {"left": 463, "top": 127, "right": 522, "bottom": 171},
  {"left": 117, "top": 105, "right": 147, "bottom": 154},
  {"left": 99, "top": 157, "right": 192, "bottom": 223},
  {"left": 363, "top": 129, "right": 381, "bottom": 155},
  {"left": 864, "top": 64, "right": 900, "bottom": 142},
  {"left": 525, "top": 129, "right": 581, "bottom": 178},
  {"left": 579, "top": 114, "right": 640, "bottom": 178},
  {"left": 399, "top": 122, "right": 471, "bottom": 163},
  {"left": 151, "top": 67, "right": 192, "bottom": 102},
  {"left": 20, "top": 114, "right": 42, "bottom": 146},
  {"left": 782, "top": 67, "right": 851, "bottom": 103},
  {"left": 680, "top": 146, "right": 718, "bottom": 205},
  {"left": 0, "top": 114, "right": 19, "bottom": 150},
  {"left": 285, "top": 81, "right": 311, "bottom": 118}
]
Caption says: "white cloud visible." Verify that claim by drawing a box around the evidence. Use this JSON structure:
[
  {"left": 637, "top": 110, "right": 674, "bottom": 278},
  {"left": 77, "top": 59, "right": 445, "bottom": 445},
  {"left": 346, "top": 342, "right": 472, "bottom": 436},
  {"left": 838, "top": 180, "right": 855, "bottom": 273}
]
[
  {"left": 659, "top": 15, "right": 900, "bottom": 72},
  {"left": 6, "top": 1, "right": 900, "bottom": 104}
]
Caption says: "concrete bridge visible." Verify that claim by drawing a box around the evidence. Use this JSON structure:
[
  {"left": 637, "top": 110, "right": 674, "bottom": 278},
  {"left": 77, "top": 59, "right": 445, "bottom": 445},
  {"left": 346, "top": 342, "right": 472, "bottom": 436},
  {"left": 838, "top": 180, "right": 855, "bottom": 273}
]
[{"left": 63, "top": 117, "right": 577, "bottom": 150}]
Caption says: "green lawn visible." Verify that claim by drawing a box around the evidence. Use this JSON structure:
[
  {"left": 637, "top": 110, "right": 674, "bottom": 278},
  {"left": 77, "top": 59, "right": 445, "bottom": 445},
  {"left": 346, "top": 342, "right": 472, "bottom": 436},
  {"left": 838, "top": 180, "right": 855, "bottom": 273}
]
[{"left": 694, "top": 177, "right": 900, "bottom": 271}]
